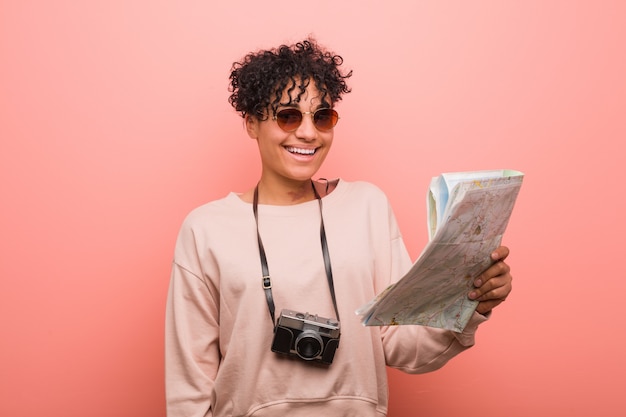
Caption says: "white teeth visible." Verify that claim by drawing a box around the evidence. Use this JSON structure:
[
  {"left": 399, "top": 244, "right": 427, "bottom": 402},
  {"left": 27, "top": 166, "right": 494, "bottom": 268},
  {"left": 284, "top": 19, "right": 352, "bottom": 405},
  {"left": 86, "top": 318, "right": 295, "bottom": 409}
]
[{"left": 285, "top": 146, "right": 315, "bottom": 155}]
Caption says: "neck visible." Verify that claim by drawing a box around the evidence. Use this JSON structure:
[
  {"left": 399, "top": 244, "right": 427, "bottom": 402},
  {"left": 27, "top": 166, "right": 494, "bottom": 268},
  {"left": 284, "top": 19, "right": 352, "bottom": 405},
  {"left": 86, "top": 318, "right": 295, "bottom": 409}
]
[{"left": 255, "top": 178, "right": 316, "bottom": 205}]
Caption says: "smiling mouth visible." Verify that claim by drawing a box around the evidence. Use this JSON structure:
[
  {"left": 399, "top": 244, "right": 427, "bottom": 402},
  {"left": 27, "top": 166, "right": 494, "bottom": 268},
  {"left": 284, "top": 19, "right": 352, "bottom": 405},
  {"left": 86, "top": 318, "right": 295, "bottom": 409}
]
[{"left": 284, "top": 146, "right": 316, "bottom": 155}]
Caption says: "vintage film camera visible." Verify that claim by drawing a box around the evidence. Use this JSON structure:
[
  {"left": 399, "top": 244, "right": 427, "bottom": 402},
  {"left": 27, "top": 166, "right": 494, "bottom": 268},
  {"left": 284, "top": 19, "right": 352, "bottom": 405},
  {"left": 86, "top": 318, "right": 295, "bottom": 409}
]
[{"left": 271, "top": 309, "right": 341, "bottom": 365}]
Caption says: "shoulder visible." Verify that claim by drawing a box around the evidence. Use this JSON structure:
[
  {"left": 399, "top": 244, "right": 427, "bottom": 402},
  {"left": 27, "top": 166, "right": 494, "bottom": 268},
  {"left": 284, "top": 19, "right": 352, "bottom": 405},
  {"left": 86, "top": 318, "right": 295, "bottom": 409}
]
[
  {"left": 179, "top": 193, "right": 249, "bottom": 231},
  {"left": 322, "top": 179, "right": 395, "bottom": 221},
  {"left": 173, "top": 193, "right": 253, "bottom": 258},
  {"left": 336, "top": 179, "right": 390, "bottom": 204}
]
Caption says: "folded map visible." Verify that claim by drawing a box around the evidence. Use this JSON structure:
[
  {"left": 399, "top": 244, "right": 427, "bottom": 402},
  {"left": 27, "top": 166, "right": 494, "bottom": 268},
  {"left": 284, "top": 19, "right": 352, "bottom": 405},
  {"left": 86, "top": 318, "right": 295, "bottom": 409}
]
[{"left": 356, "top": 169, "right": 524, "bottom": 332}]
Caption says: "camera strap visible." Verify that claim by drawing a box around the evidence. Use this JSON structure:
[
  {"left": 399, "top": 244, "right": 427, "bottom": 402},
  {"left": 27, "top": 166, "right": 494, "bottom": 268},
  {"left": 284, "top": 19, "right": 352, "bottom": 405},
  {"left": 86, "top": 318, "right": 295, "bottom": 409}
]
[{"left": 253, "top": 180, "right": 340, "bottom": 325}]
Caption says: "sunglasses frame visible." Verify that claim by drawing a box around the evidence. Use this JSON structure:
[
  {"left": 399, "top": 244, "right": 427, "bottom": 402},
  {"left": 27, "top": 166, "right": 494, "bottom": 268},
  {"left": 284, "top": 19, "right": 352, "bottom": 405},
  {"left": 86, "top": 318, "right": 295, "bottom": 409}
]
[{"left": 271, "top": 107, "right": 339, "bottom": 132}]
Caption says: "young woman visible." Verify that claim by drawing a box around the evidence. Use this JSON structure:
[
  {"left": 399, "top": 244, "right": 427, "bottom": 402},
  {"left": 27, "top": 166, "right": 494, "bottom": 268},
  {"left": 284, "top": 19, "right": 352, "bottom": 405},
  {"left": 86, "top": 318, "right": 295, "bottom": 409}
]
[{"left": 165, "top": 38, "right": 512, "bottom": 417}]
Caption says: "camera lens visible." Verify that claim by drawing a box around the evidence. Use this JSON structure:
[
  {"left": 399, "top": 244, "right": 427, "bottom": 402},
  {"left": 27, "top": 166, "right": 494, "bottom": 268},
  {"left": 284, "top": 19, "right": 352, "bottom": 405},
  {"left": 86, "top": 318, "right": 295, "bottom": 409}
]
[{"left": 295, "top": 330, "right": 323, "bottom": 360}]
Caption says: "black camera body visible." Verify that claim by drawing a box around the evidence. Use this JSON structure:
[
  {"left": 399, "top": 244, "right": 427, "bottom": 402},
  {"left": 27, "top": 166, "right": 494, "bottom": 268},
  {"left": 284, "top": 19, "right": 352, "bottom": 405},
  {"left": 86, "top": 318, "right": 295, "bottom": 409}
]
[{"left": 271, "top": 309, "right": 341, "bottom": 365}]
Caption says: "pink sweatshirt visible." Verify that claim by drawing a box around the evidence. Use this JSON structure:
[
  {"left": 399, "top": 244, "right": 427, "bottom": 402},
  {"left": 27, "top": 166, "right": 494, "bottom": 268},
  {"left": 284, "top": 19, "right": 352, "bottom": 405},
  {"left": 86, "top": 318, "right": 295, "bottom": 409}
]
[{"left": 165, "top": 180, "right": 487, "bottom": 416}]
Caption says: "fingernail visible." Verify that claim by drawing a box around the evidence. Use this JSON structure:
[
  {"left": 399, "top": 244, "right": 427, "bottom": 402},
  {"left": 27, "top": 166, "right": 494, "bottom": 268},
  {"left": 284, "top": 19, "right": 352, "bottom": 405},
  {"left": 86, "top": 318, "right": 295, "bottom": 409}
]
[
  {"left": 469, "top": 291, "right": 477, "bottom": 299},
  {"left": 474, "top": 279, "right": 482, "bottom": 287}
]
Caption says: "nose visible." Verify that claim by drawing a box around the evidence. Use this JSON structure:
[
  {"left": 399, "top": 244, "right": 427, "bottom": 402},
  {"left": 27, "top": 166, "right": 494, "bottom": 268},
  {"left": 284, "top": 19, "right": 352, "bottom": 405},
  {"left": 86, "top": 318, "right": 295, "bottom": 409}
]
[{"left": 294, "top": 112, "right": 317, "bottom": 141}]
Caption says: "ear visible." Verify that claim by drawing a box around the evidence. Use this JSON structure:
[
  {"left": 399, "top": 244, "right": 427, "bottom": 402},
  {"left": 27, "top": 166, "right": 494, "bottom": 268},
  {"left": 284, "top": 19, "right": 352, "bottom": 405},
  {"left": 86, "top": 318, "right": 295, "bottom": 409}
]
[{"left": 245, "top": 114, "right": 259, "bottom": 139}]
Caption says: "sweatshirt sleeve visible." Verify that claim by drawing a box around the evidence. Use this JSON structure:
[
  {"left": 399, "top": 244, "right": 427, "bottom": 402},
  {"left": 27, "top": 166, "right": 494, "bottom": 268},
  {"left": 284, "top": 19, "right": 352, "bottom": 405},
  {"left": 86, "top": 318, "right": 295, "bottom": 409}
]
[
  {"left": 165, "top": 221, "right": 220, "bottom": 417},
  {"left": 381, "top": 311, "right": 488, "bottom": 374}
]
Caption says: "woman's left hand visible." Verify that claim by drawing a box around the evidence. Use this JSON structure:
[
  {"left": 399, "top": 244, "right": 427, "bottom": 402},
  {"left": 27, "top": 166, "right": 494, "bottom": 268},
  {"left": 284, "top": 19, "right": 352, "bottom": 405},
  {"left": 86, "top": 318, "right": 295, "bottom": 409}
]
[{"left": 468, "top": 246, "right": 513, "bottom": 315}]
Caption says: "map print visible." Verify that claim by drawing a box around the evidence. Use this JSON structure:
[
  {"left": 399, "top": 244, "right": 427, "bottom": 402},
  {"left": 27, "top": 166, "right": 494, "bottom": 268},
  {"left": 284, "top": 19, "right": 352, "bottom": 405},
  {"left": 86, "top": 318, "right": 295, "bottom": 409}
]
[{"left": 357, "top": 170, "right": 524, "bottom": 332}]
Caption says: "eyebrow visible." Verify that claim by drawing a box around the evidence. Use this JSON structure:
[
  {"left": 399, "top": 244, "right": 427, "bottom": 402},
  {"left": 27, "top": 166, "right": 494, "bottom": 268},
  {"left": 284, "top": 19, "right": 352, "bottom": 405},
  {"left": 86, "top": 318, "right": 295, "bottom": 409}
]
[{"left": 277, "top": 102, "right": 332, "bottom": 111}]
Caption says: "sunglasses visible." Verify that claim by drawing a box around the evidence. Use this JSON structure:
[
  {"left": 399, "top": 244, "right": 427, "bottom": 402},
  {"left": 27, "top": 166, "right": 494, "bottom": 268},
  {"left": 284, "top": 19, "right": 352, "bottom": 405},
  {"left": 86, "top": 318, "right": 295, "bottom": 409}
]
[{"left": 272, "top": 108, "right": 339, "bottom": 132}]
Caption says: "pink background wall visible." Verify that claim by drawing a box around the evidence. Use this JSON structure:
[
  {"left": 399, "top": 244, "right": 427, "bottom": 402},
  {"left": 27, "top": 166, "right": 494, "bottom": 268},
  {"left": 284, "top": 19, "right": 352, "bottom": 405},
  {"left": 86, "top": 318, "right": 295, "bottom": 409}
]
[{"left": 1, "top": 1, "right": 625, "bottom": 416}]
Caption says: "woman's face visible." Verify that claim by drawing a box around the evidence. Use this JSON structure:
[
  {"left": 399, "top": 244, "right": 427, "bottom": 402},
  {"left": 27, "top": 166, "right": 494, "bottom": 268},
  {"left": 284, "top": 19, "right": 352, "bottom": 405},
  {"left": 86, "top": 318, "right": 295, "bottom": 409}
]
[{"left": 246, "top": 82, "right": 334, "bottom": 188}]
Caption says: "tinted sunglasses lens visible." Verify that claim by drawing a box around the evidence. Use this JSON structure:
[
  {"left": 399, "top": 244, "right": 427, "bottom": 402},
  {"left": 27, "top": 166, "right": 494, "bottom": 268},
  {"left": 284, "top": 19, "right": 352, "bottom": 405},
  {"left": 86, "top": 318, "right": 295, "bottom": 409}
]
[
  {"left": 314, "top": 109, "right": 339, "bottom": 131},
  {"left": 275, "top": 109, "right": 302, "bottom": 131}
]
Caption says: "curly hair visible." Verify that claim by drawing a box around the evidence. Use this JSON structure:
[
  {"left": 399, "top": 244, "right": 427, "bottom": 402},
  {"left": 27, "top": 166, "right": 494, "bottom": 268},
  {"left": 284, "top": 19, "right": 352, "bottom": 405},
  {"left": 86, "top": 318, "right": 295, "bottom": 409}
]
[{"left": 228, "top": 38, "right": 352, "bottom": 119}]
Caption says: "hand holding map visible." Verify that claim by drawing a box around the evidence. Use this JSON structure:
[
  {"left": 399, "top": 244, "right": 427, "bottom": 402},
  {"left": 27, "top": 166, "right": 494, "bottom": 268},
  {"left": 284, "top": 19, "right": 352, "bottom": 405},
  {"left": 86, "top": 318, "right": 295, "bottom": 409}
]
[{"left": 356, "top": 169, "right": 524, "bottom": 332}]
